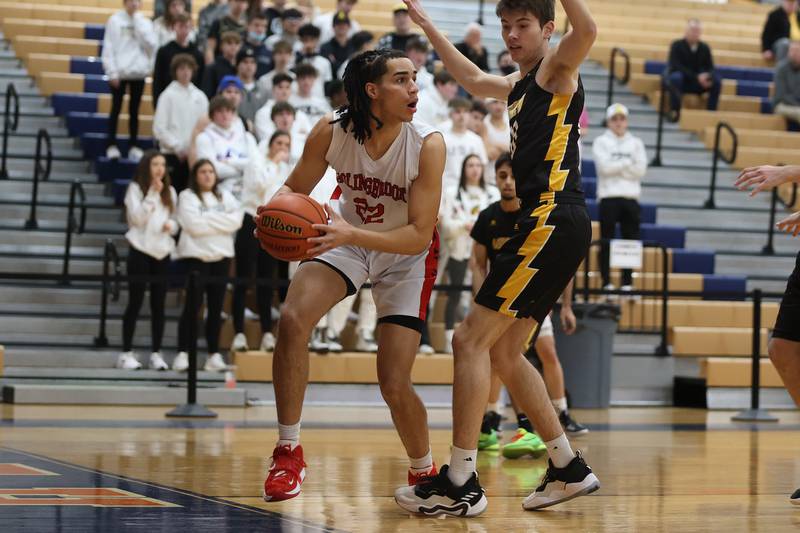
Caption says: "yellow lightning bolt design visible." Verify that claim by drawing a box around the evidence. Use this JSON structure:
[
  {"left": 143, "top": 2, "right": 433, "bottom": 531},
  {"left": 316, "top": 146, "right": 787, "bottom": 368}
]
[{"left": 495, "top": 94, "right": 573, "bottom": 317}]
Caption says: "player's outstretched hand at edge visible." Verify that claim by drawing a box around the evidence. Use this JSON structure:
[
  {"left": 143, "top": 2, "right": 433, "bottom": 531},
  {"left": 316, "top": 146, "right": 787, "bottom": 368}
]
[
  {"left": 403, "top": 0, "right": 432, "bottom": 27},
  {"left": 777, "top": 211, "right": 800, "bottom": 237},
  {"left": 734, "top": 165, "right": 790, "bottom": 197},
  {"left": 307, "top": 204, "right": 351, "bottom": 258}
]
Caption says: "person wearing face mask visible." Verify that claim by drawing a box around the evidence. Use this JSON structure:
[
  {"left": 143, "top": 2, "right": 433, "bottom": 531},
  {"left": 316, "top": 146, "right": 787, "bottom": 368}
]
[
  {"left": 497, "top": 49, "right": 517, "bottom": 75},
  {"left": 153, "top": 12, "right": 204, "bottom": 105},
  {"left": 243, "top": 12, "right": 273, "bottom": 77}
]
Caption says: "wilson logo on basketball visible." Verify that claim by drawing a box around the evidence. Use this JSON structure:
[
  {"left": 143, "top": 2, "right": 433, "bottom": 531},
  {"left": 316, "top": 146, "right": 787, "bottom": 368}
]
[{"left": 261, "top": 215, "right": 303, "bottom": 236}]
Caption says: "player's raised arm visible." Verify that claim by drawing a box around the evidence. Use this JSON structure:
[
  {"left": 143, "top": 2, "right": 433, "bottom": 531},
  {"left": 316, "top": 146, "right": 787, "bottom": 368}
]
[
  {"left": 403, "top": 0, "right": 517, "bottom": 100},
  {"left": 308, "top": 132, "right": 445, "bottom": 256},
  {"left": 278, "top": 114, "right": 335, "bottom": 197},
  {"left": 547, "top": 0, "right": 597, "bottom": 74}
]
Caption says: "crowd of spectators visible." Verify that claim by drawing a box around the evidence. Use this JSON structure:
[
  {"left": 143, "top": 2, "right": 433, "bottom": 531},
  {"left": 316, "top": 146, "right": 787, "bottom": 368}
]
[{"left": 103, "top": 0, "right": 544, "bottom": 361}]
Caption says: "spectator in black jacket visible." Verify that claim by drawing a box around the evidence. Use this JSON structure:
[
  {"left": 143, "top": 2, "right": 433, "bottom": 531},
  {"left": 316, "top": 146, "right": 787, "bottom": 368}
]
[
  {"left": 664, "top": 19, "right": 721, "bottom": 117},
  {"left": 153, "top": 12, "right": 204, "bottom": 106},
  {"left": 761, "top": 0, "right": 799, "bottom": 63},
  {"left": 320, "top": 11, "right": 354, "bottom": 77},
  {"left": 376, "top": 3, "right": 415, "bottom": 52},
  {"left": 454, "top": 23, "right": 489, "bottom": 72},
  {"left": 202, "top": 31, "right": 241, "bottom": 98}
]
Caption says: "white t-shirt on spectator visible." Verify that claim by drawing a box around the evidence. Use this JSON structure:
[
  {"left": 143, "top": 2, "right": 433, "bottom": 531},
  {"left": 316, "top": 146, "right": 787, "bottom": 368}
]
[
  {"left": 289, "top": 93, "right": 331, "bottom": 125},
  {"left": 415, "top": 87, "right": 451, "bottom": 128},
  {"left": 441, "top": 126, "right": 488, "bottom": 195}
]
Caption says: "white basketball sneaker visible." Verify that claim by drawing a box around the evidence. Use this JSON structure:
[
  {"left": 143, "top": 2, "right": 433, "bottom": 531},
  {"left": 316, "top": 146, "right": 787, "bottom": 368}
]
[
  {"left": 232, "top": 332, "right": 249, "bottom": 352},
  {"left": 149, "top": 352, "right": 169, "bottom": 371},
  {"left": 204, "top": 353, "right": 227, "bottom": 372},
  {"left": 172, "top": 352, "right": 189, "bottom": 372},
  {"left": 116, "top": 351, "right": 142, "bottom": 370}
]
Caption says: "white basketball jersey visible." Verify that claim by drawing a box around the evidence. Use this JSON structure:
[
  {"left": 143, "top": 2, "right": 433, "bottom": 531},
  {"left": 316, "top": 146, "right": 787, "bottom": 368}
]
[{"left": 325, "top": 113, "right": 440, "bottom": 231}]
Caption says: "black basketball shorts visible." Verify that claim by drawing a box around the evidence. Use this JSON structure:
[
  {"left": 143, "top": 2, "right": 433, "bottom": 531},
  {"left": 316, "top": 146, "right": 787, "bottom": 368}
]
[
  {"left": 475, "top": 192, "right": 591, "bottom": 323},
  {"left": 773, "top": 251, "right": 800, "bottom": 342}
]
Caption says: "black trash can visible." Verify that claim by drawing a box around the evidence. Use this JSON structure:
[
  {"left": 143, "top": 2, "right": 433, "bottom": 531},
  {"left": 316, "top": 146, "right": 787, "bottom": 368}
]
[{"left": 551, "top": 303, "right": 620, "bottom": 408}]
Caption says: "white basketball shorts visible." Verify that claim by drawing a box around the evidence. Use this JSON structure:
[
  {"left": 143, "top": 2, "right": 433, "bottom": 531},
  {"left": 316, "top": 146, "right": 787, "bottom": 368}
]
[{"left": 305, "top": 231, "right": 439, "bottom": 332}]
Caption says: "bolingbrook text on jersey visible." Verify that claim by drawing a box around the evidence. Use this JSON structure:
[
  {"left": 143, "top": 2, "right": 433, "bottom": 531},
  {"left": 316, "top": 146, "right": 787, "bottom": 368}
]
[{"left": 336, "top": 172, "right": 407, "bottom": 202}]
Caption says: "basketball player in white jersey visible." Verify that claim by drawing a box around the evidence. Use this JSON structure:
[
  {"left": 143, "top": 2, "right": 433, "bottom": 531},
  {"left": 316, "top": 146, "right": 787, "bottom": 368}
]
[{"left": 259, "top": 49, "right": 446, "bottom": 502}]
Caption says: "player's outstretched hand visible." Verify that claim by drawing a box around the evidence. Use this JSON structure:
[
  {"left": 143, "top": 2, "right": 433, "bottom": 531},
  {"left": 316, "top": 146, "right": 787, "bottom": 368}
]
[
  {"left": 734, "top": 165, "right": 790, "bottom": 196},
  {"left": 403, "top": 0, "right": 431, "bottom": 27},
  {"left": 307, "top": 204, "right": 352, "bottom": 257},
  {"left": 560, "top": 306, "right": 577, "bottom": 335},
  {"left": 777, "top": 211, "right": 800, "bottom": 237}
]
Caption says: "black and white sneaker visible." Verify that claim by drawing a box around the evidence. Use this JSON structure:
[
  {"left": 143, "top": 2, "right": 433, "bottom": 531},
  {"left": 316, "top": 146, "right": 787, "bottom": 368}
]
[
  {"left": 394, "top": 464, "right": 487, "bottom": 517},
  {"left": 559, "top": 410, "right": 589, "bottom": 436},
  {"left": 522, "top": 452, "right": 600, "bottom": 510},
  {"left": 791, "top": 487, "right": 799, "bottom": 506}
]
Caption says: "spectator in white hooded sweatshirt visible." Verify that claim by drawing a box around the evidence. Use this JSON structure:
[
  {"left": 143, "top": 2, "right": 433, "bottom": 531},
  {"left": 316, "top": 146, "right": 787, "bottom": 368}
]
[
  {"left": 194, "top": 95, "right": 259, "bottom": 201},
  {"left": 102, "top": 0, "right": 157, "bottom": 162},
  {"left": 120, "top": 151, "right": 179, "bottom": 372},
  {"left": 591, "top": 103, "right": 648, "bottom": 294},
  {"left": 174, "top": 158, "right": 243, "bottom": 373},
  {"left": 152, "top": 53, "right": 209, "bottom": 192},
  {"left": 232, "top": 130, "right": 293, "bottom": 353}
]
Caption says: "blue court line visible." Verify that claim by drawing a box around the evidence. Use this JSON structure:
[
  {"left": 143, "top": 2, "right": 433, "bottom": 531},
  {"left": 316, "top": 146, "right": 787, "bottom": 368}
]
[
  {"left": 2, "top": 418, "right": 799, "bottom": 432},
  {"left": 0, "top": 446, "right": 346, "bottom": 533}
]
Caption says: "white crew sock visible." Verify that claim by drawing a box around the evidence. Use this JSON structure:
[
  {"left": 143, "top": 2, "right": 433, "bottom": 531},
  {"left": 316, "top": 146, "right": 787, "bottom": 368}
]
[
  {"left": 489, "top": 401, "right": 503, "bottom": 414},
  {"left": 277, "top": 421, "right": 301, "bottom": 448},
  {"left": 552, "top": 397, "right": 568, "bottom": 413},
  {"left": 447, "top": 446, "right": 477, "bottom": 486},
  {"left": 545, "top": 433, "right": 575, "bottom": 468},
  {"left": 409, "top": 449, "right": 433, "bottom": 474}
]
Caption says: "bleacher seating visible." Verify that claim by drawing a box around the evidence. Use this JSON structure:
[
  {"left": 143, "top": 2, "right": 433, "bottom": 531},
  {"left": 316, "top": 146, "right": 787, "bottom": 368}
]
[{"left": 0, "top": 0, "right": 790, "bottom": 403}]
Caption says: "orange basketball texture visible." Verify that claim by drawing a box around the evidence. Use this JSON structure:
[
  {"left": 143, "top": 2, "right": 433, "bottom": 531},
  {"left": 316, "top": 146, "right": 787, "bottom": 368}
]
[{"left": 256, "top": 193, "right": 328, "bottom": 261}]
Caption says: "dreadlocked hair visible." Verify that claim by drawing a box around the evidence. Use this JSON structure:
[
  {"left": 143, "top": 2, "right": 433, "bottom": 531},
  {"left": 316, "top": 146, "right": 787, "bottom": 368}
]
[{"left": 333, "top": 49, "right": 409, "bottom": 145}]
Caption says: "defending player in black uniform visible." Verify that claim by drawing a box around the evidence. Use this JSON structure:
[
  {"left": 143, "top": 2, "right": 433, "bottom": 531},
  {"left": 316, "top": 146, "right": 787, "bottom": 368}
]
[{"left": 395, "top": 0, "right": 598, "bottom": 517}]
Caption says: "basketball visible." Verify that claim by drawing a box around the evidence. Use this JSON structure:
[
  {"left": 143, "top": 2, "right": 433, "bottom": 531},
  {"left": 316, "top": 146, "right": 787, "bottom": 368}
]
[{"left": 255, "top": 193, "right": 328, "bottom": 261}]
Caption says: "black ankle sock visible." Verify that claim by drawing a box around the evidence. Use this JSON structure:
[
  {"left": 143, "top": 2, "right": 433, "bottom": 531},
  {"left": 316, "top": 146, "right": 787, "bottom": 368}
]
[{"left": 516, "top": 413, "right": 533, "bottom": 433}]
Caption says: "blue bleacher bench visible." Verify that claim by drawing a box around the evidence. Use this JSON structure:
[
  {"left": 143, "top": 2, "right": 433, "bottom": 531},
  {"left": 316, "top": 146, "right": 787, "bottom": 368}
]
[
  {"left": 644, "top": 61, "right": 773, "bottom": 83},
  {"left": 97, "top": 158, "right": 137, "bottom": 183},
  {"left": 702, "top": 274, "right": 747, "bottom": 301},
  {"left": 85, "top": 24, "right": 105, "bottom": 41},
  {"left": 586, "top": 199, "right": 658, "bottom": 225},
  {"left": 81, "top": 133, "right": 154, "bottom": 160},
  {"left": 672, "top": 249, "right": 715, "bottom": 275},
  {"left": 70, "top": 57, "right": 104, "bottom": 76}
]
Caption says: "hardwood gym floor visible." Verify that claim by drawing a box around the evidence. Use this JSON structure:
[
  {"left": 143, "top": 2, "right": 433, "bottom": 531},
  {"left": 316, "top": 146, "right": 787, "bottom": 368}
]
[{"left": 0, "top": 405, "right": 798, "bottom": 531}]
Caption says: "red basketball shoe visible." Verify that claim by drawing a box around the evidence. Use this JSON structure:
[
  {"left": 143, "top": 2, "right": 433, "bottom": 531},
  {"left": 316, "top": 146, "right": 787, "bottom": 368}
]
[
  {"left": 407, "top": 462, "right": 438, "bottom": 485},
  {"left": 263, "top": 444, "right": 306, "bottom": 501}
]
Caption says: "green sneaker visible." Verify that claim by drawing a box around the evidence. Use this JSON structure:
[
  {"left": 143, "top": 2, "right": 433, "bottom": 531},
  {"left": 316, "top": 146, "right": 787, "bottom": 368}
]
[
  {"left": 478, "top": 429, "right": 500, "bottom": 451},
  {"left": 502, "top": 428, "right": 547, "bottom": 459}
]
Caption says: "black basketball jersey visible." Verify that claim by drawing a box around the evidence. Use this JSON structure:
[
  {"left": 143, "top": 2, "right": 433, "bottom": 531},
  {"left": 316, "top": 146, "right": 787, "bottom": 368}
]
[
  {"left": 507, "top": 60, "right": 585, "bottom": 202},
  {"left": 470, "top": 201, "right": 520, "bottom": 263}
]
